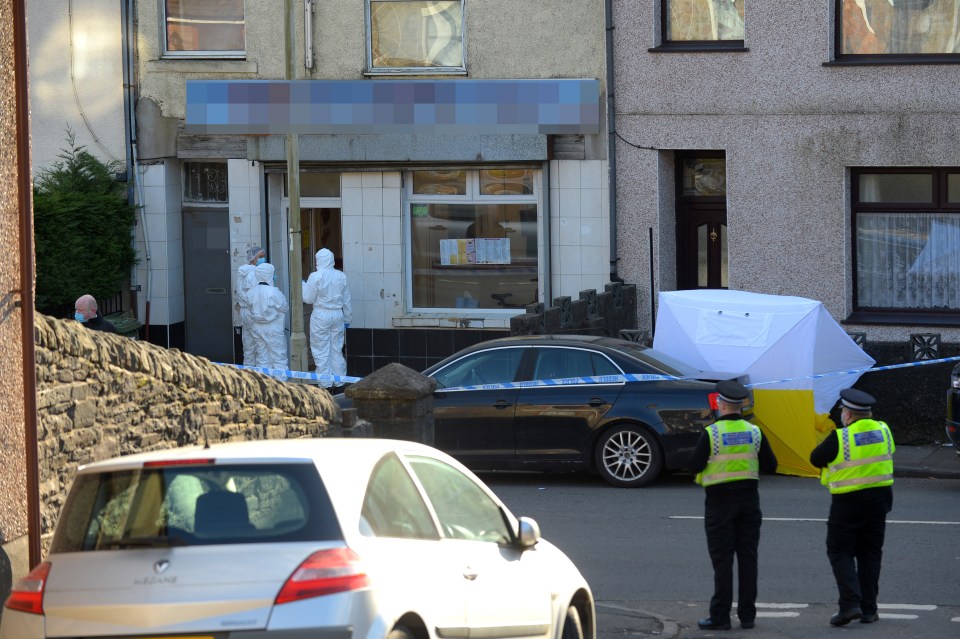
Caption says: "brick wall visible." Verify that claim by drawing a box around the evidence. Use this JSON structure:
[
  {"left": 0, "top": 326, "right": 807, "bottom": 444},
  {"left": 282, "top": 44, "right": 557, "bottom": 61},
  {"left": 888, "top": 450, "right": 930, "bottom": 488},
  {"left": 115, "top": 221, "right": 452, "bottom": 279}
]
[{"left": 34, "top": 313, "right": 338, "bottom": 542}]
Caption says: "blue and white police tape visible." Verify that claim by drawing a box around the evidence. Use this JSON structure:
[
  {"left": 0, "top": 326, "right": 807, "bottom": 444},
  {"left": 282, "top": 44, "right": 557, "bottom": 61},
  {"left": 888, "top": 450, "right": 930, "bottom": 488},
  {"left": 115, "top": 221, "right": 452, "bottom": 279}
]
[
  {"left": 223, "top": 363, "right": 363, "bottom": 385},
  {"left": 218, "top": 353, "right": 960, "bottom": 393}
]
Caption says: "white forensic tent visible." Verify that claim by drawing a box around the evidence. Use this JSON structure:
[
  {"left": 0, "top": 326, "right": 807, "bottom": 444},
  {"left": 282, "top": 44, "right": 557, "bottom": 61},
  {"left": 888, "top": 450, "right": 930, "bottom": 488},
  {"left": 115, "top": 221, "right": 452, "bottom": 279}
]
[{"left": 653, "top": 290, "right": 875, "bottom": 476}]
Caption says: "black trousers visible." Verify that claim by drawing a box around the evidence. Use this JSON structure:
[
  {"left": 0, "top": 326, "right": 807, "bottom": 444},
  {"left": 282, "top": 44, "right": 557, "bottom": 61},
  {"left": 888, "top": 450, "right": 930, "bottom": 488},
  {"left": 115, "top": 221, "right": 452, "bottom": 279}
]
[
  {"left": 825, "top": 490, "right": 892, "bottom": 615},
  {"left": 704, "top": 491, "right": 762, "bottom": 624}
]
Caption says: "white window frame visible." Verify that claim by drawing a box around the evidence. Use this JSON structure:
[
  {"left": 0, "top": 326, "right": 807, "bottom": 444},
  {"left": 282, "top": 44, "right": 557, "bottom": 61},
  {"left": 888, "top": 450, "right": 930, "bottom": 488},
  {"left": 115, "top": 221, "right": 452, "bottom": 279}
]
[
  {"left": 161, "top": 0, "right": 246, "bottom": 59},
  {"left": 365, "top": 0, "right": 467, "bottom": 75},
  {"left": 404, "top": 169, "right": 542, "bottom": 314}
]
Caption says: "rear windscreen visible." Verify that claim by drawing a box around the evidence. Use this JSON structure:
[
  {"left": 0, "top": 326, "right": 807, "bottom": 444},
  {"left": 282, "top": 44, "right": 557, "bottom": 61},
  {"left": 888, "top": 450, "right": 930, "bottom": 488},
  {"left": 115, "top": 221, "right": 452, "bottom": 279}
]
[{"left": 50, "top": 462, "right": 342, "bottom": 552}]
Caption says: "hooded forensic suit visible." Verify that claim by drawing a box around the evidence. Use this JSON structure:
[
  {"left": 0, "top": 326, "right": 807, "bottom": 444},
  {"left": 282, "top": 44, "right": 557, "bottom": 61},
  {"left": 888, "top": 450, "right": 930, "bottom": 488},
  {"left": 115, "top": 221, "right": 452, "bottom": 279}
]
[
  {"left": 303, "top": 248, "right": 352, "bottom": 387},
  {"left": 247, "top": 262, "right": 289, "bottom": 371},
  {"left": 235, "top": 246, "right": 265, "bottom": 365}
]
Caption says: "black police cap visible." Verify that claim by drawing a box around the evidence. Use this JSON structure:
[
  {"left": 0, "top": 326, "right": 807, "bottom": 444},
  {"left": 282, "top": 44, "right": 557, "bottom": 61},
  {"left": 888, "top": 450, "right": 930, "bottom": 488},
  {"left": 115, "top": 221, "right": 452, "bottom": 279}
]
[
  {"left": 716, "top": 380, "right": 749, "bottom": 404},
  {"left": 840, "top": 388, "right": 875, "bottom": 411}
]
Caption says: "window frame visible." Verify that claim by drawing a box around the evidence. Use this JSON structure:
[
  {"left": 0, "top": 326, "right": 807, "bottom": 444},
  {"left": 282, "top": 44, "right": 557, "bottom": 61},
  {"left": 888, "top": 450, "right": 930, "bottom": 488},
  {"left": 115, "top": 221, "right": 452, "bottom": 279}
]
[
  {"left": 831, "top": 0, "right": 960, "bottom": 65},
  {"left": 849, "top": 167, "right": 960, "bottom": 326},
  {"left": 650, "top": 0, "right": 748, "bottom": 53},
  {"left": 404, "top": 168, "right": 542, "bottom": 314},
  {"left": 161, "top": 0, "right": 246, "bottom": 59},
  {"left": 364, "top": 0, "right": 467, "bottom": 75}
]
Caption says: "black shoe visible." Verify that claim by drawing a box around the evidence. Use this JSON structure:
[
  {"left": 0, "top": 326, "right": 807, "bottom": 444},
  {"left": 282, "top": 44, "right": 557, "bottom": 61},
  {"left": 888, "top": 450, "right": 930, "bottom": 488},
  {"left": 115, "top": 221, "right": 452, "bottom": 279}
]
[
  {"left": 860, "top": 613, "right": 879, "bottom": 624},
  {"left": 697, "top": 618, "right": 732, "bottom": 631},
  {"left": 829, "top": 609, "right": 862, "bottom": 626},
  {"left": 740, "top": 620, "right": 755, "bottom": 629}
]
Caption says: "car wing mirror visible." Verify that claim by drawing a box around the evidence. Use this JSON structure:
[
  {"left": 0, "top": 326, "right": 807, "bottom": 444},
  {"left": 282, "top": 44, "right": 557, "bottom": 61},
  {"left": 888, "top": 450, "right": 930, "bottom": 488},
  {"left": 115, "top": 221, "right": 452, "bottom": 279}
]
[{"left": 516, "top": 516, "right": 540, "bottom": 549}]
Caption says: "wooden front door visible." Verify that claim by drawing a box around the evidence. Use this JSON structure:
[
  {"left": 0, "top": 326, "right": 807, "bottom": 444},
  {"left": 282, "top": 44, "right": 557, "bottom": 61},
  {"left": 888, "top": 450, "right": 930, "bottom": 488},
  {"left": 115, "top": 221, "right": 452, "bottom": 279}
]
[{"left": 676, "top": 154, "right": 728, "bottom": 290}]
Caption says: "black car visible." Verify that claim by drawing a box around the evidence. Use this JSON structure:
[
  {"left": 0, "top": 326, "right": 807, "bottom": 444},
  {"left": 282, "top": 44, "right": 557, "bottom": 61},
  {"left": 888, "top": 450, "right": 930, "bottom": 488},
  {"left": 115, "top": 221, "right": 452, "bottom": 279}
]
[
  {"left": 336, "top": 334, "right": 754, "bottom": 487},
  {"left": 945, "top": 363, "right": 960, "bottom": 456}
]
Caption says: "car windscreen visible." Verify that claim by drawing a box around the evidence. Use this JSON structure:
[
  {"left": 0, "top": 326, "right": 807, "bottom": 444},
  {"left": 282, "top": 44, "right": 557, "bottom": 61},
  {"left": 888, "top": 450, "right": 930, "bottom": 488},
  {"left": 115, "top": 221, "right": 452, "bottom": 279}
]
[
  {"left": 610, "top": 343, "right": 702, "bottom": 377},
  {"left": 50, "top": 462, "right": 342, "bottom": 552}
]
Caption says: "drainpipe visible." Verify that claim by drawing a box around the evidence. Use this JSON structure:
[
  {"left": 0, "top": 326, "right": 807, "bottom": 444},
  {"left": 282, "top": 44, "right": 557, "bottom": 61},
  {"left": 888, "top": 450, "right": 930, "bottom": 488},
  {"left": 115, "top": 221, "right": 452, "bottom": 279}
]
[
  {"left": 13, "top": 0, "right": 41, "bottom": 568},
  {"left": 604, "top": 0, "right": 623, "bottom": 285}
]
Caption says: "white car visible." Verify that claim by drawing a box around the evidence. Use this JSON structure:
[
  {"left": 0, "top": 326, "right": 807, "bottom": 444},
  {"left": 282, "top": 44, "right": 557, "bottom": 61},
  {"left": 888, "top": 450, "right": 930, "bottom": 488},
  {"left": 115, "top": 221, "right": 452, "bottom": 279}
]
[{"left": 1, "top": 438, "right": 595, "bottom": 639}]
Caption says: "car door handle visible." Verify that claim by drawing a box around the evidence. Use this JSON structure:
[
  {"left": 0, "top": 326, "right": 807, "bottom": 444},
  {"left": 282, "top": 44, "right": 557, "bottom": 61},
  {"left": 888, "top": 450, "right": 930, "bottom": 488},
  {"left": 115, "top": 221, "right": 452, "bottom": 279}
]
[
  {"left": 494, "top": 400, "right": 513, "bottom": 409},
  {"left": 589, "top": 398, "right": 609, "bottom": 406},
  {"left": 463, "top": 568, "right": 478, "bottom": 581}
]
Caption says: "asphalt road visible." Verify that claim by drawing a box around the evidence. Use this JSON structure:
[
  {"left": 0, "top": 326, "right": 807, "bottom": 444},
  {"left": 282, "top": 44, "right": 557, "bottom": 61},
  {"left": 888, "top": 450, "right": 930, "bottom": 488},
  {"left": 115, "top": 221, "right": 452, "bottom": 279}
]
[{"left": 479, "top": 469, "right": 960, "bottom": 639}]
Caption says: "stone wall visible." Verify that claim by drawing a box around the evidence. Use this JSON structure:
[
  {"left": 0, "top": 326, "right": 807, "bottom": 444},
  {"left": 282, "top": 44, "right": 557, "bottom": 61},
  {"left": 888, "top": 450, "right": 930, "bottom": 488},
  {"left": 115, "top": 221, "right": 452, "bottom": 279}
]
[{"left": 34, "top": 313, "right": 339, "bottom": 542}]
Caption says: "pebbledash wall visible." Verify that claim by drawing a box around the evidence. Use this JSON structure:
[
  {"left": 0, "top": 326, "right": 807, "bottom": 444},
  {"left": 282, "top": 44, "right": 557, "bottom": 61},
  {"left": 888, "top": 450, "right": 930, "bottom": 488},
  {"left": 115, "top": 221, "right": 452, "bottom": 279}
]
[{"left": 32, "top": 314, "right": 339, "bottom": 549}]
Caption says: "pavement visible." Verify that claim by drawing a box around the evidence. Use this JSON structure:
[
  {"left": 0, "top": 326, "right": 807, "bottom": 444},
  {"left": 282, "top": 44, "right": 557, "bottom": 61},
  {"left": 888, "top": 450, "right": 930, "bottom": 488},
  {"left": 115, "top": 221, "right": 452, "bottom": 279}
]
[{"left": 597, "top": 444, "right": 960, "bottom": 639}]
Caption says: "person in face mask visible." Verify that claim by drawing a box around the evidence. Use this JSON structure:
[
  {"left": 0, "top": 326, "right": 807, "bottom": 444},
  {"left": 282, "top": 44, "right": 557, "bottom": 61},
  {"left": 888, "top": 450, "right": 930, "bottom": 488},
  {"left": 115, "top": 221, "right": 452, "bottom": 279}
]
[
  {"left": 302, "top": 248, "right": 351, "bottom": 389},
  {"left": 235, "top": 246, "right": 265, "bottom": 366},
  {"left": 246, "top": 261, "right": 288, "bottom": 372},
  {"left": 74, "top": 294, "right": 117, "bottom": 333}
]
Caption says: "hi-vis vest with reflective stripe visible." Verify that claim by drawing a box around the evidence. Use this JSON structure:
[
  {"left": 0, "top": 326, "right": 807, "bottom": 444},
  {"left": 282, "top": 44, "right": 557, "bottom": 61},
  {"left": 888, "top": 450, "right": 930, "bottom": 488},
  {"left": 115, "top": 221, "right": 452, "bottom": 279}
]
[
  {"left": 695, "top": 419, "right": 762, "bottom": 487},
  {"left": 821, "top": 419, "right": 895, "bottom": 495}
]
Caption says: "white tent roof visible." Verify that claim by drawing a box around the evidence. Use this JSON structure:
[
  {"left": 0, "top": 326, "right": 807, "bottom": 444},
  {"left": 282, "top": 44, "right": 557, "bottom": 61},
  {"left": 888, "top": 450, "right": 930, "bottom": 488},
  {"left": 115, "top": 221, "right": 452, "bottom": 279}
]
[{"left": 652, "top": 290, "right": 875, "bottom": 413}]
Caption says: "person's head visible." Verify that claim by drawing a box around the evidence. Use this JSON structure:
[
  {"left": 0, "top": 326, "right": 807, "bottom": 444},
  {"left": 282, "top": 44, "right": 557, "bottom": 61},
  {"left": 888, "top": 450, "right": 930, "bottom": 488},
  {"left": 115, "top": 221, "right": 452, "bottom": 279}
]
[
  {"left": 246, "top": 246, "right": 265, "bottom": 265},
  {"left": 255, "top": 262, "right": 275, "bottom": 284},
  {"left": 838, "top": 388, "right": 875, "bottom": 427},
  {"left": 715, "top": 380, "right": 749, "bottom": 415},
  {"left": 315, "top": 248, "right": 335, "bottom": 270},
  {"left": 74, "top": 294, "right": 98, "bottom": 323}
]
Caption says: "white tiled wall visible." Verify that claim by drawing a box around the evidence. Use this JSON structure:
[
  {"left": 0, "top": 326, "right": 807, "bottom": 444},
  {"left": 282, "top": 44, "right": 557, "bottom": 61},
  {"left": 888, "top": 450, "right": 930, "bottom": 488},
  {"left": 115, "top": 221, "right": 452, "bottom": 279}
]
[
  {"left": 550, "top": 159, "right": 610, "bottom": 300},
  {"left": 133, "top": 160, "right": 183, "bottom": 327}
]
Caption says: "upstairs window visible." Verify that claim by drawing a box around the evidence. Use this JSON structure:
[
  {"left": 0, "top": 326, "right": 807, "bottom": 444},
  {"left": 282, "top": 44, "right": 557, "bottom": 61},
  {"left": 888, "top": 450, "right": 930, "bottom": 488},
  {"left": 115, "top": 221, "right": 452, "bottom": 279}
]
[
  {"left": 164, "top": 0, "right": 245, "bottom": 56},
  {"left": 852, "top": 168, "right": 960, "bottom": 321},
  {"left": 658, "top": 0, "right": 745, "bottom": 50},
  {"left": 837, "top": 0, "right": 960, "bottom": 61},
  {"left": 366, "top": 0, "right": 465, "bottom": 74}
]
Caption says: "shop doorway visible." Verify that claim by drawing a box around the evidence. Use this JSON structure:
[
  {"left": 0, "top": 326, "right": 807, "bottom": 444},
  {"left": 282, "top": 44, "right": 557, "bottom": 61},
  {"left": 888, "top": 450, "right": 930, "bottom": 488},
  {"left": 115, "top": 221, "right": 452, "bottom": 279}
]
[
  {"left": 300, "top": 207, "right": 342, "bottom": 368},
  {"left": 183, "top": 208, "right": 234, "bottom": 362},
  {"left": 676, "top": 153, "right": 729, "bottom": 290}
]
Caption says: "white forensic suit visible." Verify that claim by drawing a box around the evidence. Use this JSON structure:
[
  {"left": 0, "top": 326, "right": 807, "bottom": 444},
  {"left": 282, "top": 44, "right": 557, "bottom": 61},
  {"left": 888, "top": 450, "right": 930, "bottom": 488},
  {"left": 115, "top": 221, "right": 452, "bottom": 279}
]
[
  {"left": 302, "top": 248, "right": 352, "bottom": 387},
  {"left": 247, "top": 262, "right": 288, "bottom": 371}
]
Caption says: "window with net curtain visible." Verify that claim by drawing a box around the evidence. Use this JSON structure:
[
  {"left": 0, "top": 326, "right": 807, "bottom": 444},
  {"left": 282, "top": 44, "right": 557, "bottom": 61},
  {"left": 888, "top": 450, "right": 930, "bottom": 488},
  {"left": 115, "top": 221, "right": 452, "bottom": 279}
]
[
  {"left": 854, "top": 170, "right": 960, "bottom": 312},
  {"left": 665, "top": 0, "right": 744, "bottom": 41},
  {"left": 164, "top": 0, "right": 245, "bottom": 54},
  {"left": 409, "top": 169, "right": 539, "bottom": 311},
  {"left": 839, "top": 0, "right": 960, "bottom": 56},
  {"left": 368, "top": 0, "right": 464, "bottom": 71}
]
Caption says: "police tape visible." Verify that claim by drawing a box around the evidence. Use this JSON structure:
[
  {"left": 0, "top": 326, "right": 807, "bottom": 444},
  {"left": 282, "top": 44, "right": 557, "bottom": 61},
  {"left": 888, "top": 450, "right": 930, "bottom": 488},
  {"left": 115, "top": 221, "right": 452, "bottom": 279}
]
[{"left": 218, "top": 353, "right": 960, "bottom": 392}]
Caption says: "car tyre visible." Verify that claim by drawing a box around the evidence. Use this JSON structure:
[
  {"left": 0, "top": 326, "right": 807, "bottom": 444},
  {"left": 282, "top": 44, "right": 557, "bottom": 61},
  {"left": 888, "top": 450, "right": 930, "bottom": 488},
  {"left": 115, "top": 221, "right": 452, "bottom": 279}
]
[
  {"left": 387, "top": 626, "right": 416, "bottom": 639},
  {"left": 562, "top": 605, "right": 584, "bottom": 639},
  {"left": 594, "top": 424, "right": 663, "bottom": 488}
]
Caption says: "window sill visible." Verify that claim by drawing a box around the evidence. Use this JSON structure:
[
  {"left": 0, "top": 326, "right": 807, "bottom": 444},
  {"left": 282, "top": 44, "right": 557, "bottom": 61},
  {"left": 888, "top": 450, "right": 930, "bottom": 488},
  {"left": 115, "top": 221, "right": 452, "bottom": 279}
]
[
  {"left": 363, "top": 69, "right": 468, "bottom": 77},
  {"left": 148, "top": 59, "right": 258, "bottom": 74},
  {"left": 844, "top": 311, "right": 960, "bottom": 327},
  {"left": 824, "top": 56, "right": 960, "bottom": 66},
  {"left": 648, "top": 44, "right": 748, "bottom": 53}
]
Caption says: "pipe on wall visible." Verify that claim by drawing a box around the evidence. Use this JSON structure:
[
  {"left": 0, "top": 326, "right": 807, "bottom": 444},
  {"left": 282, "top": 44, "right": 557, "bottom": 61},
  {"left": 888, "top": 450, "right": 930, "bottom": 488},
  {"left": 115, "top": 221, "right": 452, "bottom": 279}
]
[{"left": 604, "top": 0, "right": 623, "bottom": 285}]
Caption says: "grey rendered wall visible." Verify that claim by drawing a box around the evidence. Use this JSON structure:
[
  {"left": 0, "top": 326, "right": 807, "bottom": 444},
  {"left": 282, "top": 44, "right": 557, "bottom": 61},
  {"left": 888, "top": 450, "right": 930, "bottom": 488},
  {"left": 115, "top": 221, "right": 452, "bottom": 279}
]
[{"left": 612, "top": 2, "right": 960, "bottom": 342}]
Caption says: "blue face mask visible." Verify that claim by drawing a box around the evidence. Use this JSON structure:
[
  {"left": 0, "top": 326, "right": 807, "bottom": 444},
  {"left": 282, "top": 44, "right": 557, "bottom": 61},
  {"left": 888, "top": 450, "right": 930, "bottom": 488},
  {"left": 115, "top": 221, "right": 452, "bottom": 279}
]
[
  {"left": 256, "top": 257, "right": 266, "bottom": 265},
  {"left": 74, "top": 312, "right": 86, "bottom": 323}
]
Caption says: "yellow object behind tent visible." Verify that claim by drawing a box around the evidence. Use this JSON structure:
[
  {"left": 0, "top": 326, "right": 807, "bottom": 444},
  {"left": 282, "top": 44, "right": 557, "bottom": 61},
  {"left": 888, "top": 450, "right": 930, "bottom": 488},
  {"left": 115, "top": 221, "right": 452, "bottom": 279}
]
[{"left": 751, "top": 389, "right": 838, "bottom": 478}]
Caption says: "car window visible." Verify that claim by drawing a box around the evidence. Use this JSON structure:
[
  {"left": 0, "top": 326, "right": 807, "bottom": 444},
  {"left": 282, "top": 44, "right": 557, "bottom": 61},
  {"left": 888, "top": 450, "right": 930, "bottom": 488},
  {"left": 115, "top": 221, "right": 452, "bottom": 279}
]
[
  {"left": 532, "top": 347, "right": 622, "bottom": 380},
  {"left": 610, "top": 342, "right": 698, "bottom": 376},
  {"left": 432, "top": 347, "right": 526, "bottom": 388},
  {"left": 407, "top": 456, "right": 511, "bottom": 545},
  {"left": 50, "top": 463, "right": 340, "bottom": 551},
  {"left": 360, "top": 453, "right": 438, "bottom": 540}
]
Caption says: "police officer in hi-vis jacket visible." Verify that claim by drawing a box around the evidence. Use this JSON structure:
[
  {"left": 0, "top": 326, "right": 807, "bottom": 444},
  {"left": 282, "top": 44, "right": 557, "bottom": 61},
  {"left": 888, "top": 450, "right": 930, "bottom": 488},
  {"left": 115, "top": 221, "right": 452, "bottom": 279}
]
[
  {"left": 687, "top": 380, "right": 778, "bottom": 631},
  {"left": 810, "top": 387, "right": 894, "bottom": 627}
]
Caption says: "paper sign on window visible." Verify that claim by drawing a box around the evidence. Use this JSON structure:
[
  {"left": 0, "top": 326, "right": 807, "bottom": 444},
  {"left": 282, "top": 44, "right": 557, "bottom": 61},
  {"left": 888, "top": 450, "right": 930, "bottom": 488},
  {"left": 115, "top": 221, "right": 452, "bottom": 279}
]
[{"left": 440, "top": 238, "right": 511, "bottom": 265}]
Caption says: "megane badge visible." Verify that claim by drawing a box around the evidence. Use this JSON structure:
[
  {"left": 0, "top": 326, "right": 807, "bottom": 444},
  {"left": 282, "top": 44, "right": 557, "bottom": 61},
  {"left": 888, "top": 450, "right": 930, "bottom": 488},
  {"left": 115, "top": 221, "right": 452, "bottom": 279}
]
[{"left": 154, "top": 559, "right": 171, "bottom": 573}]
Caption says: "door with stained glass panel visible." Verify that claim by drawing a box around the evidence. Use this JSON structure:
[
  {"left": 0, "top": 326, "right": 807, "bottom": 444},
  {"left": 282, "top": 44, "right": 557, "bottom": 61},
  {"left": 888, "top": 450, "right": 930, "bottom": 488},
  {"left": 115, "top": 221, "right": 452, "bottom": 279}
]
[{"left": 676, "top": 155, "right": 729, "bottom": 290}]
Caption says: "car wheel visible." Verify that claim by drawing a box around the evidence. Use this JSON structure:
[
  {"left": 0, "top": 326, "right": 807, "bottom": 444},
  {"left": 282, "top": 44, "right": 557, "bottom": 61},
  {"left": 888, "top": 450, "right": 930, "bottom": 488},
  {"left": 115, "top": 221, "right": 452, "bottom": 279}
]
[
  {"left": 594, "top": 424, "right": 663, "bottom": 487},
  {"left": 387, "top": 626, "right": 415, "bottom": 639},
  {"left": 562, "top": 605, "right": 584, "bottom": 639}
]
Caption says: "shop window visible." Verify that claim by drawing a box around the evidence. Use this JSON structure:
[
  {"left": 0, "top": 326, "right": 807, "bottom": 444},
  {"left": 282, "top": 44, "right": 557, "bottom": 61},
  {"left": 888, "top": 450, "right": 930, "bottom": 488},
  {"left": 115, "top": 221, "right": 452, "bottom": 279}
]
[
  {"left": 658, "top": 0, "right": 745, "bottom": 50},
  {"left": 183, "top": 162, "right": 228, "bottom": 204},
  {"left": 852, "top": 169, "right": 960, "bottom": 320},
  {"left": 408, "top": 169, "right": 539, "bottom": 311},
  {"left": 164, "top": 0, "right": 245, "bottom": 56},
  {"left": 366, "top": 0, "right": 465, "bottom": 74},
  {"left": 837, "top": 0, "right": 960, "bottom": 61}
]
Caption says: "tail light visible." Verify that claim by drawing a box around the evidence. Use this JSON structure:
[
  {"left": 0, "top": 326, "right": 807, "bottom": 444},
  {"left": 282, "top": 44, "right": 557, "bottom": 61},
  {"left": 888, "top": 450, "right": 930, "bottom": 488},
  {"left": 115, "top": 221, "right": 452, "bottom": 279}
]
[
  {"left": 708, "top": 392, "right": 719, "bottom": 411},
  {"left": 275, "top": 548, "right": 369, "bottom": 604},
  {"left": 4, "top": 562, "right": 51, "bottom": 615}
]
